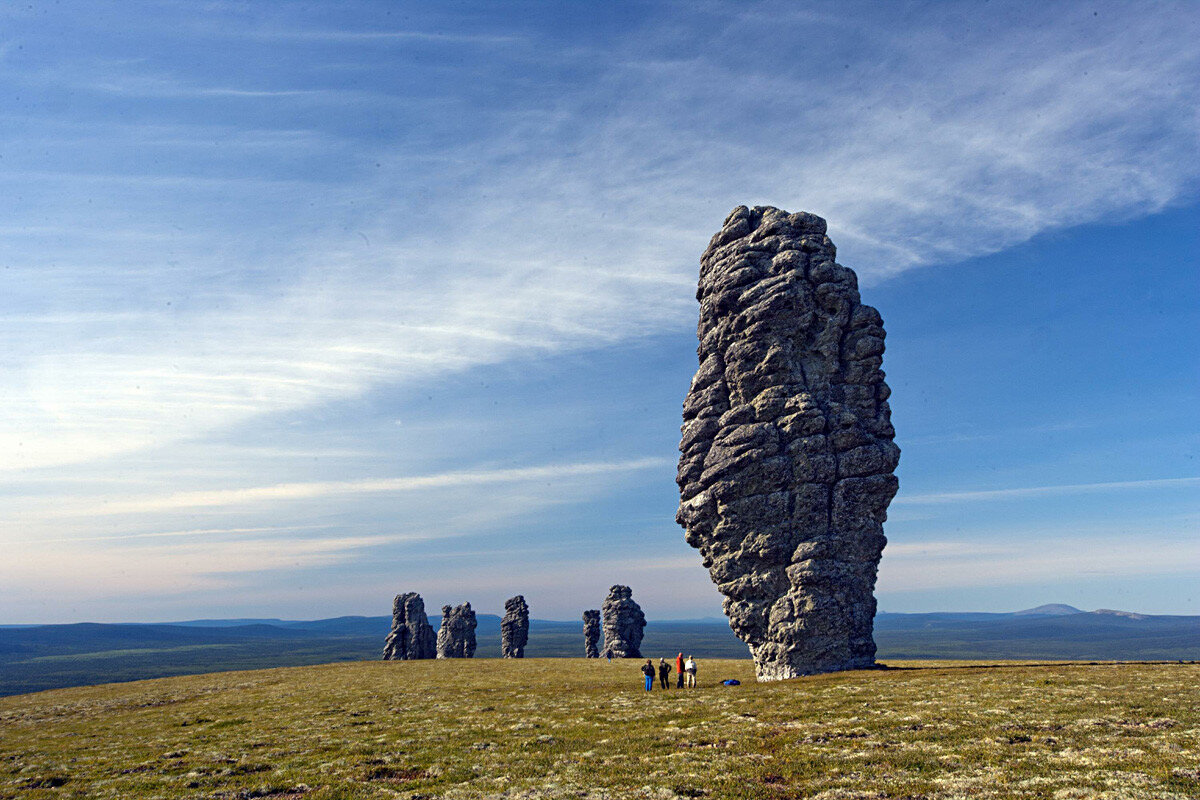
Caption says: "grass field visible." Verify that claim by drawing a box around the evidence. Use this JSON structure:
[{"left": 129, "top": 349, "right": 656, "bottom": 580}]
[{"left": 2, "top": 658, "right": 1198, "bottom": 799}]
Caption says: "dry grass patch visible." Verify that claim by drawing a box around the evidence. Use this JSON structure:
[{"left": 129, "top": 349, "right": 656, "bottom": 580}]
[{"left": 0, "top": 659, "right": 1197, "bottom": 799}]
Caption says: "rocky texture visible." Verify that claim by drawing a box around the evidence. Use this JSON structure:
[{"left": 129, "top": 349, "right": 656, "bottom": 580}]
[
  {"left": 436, "top": 603, "right": 477, "bottom": 659},
  {"left": 500, "top": 595, "right": 530, "bottom": 658},
  {"left": 582, "top": 610, "right": 601, "bottom": 658},
  {"left": 676, "top": 206, "right": 899, "bottom": 681},
  {"left": 600, "top": 585, "right": 645, "bottom": 659},
  {"left": 382, "top": 592, "right": 437, "bottom": 661}
]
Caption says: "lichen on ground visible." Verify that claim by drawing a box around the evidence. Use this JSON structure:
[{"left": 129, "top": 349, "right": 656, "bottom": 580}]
[{"left": 1, "top": 659, "right": 1198, "bottom": 799}]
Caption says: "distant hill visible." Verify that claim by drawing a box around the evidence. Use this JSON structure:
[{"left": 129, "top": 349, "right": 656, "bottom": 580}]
[
  {"left": 1013, "top": 604, "right": 1083, "bottom": 616},
  {"left": 1, "top": 607, "right": 1196, "bottom": 696}
]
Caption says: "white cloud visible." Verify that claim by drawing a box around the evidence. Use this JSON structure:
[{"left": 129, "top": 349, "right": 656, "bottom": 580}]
[
  {"left": 4, "top": 457, "right": 670, "bottom": 519},
  {"left": 880, "top": 522, "right": 1200, "bottom": 592},
  {"left": 895, "top": 476, "right": 1200, "bottom": 505},
  {"left": 3, "top": 2, "right": 1196, "bottom": 477}
]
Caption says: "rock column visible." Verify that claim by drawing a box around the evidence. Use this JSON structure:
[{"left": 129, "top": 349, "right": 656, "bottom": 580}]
[
  {"left": 600, "top": 585, "right": 645, "bottom": 658},
  {"left": 500, "top": 595, "right": 530, "bottom": 658},
  {"left": 582, "top": 609, "right": 601, "bottom": 658},
  {"left": 436, "top": 602, "right": 478, "bottom": 658},
  {"left": 382, "top": 592, "right": 437, "bottom": 660},
  {"left": 676, "top": 206, "right": 899, "bottom": 681}
]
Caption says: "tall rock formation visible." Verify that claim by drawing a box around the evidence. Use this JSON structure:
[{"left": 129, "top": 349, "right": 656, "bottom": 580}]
[
  {"left": 582, "top": 609, "right": 601, "bottom": 658},
  {"left": 436, "top": 602, "right": 478, "bottom": 658},
  {"left": 382, "top": 592, "right": 437, "bottom": 661},
  {"left": 500, "top": 595, "right": 530, "bottom": 658},
  {"left": 676, "top": 206, "right": 899, "bottom": 681},
  {"left": 600, "top": 585, "right": 645, "bottom": 658}
]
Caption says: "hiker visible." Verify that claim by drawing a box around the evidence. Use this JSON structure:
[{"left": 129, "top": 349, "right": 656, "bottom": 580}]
[
  {"left": 675, "top": 652, "right": 685, "bottom": 688},
  {"left": 684, "top": 655, "right": 697, "bottom": 688},
  {"left": 641, "top": 659, "right": 655, "bottom": 691},
  {"left": 658, "top": 657, "right": 672, "bottom": 689}
]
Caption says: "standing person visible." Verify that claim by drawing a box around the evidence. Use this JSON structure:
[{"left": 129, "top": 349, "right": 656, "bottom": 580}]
[
  {"left": 641, "top": 659, "right": 655, "bottom": 692},
  {"left": 675, "top": 652, "right": 685, "bottom": 688},
  {"left": 684, "top": 655, "right": 697, "bottom": 688},
  {"left": 658, "top": 657, "right": 672, "bottom": 689}
]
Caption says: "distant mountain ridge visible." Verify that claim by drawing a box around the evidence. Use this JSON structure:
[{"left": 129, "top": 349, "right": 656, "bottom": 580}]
[{"left": 2, "top": 606, "right": 1197, "bottom": 696}]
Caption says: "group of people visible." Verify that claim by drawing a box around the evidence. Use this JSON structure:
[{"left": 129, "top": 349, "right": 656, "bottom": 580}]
[{"left": 640, "top": 652, "right": 697, "bottom": 691}]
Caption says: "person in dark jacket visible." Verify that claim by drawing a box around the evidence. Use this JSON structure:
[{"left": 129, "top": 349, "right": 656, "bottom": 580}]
[
  {"left": 641, "top": 659, "right": 655, "bottom": 691},
  {"left": 658, "top": 657, "right": 672, "bottom": 689}
]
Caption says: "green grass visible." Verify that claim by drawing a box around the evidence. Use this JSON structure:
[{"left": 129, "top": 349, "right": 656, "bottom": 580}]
[{"left": 2, "top": 659, "right": 1199, "bottom": 799}]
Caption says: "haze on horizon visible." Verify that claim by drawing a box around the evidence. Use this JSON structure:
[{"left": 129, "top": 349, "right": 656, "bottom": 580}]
[{"left": 1, "top": 1, "right": 1197, "bottom": 625}]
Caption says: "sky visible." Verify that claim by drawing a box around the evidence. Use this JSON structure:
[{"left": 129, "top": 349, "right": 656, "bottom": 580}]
[{"left": 1, "top": 0, "right": 1197, "bottom": 624}]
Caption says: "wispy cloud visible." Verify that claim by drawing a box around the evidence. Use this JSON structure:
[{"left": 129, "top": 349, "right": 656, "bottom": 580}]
[
  {"left": 895, "top": 476, "right": 1200, "bottom": 505},
  {"left": 3, "top": 1, "right": 1195, "bottom": 475},
  {"left": 10, "top": 457, "right": 670, "bottom": 519},
  {"left": 879, "top": 523, "right": 1200, "bottom": 592}
]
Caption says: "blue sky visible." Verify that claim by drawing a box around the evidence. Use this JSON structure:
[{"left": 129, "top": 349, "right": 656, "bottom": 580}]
[{"left": 1, "top": 1, "right": 1197, "bottom": 623}]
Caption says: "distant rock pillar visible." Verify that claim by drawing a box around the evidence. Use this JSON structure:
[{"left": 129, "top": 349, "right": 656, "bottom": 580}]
[
  {"left": 436, "top": 602, "right": 478, "bottom": 658},
  {"left": 500, "top": 595, "right": 530, "bottom": 658},
  {"left": 676, "top": 206, "right": 899, "bottom": 681},
  {"left": 600, "top": 585, "right": 646, "bottom": 658},
  {"left": 382, "top": 592, "right": 437, "bottom": 660},
  {"left": 582, "top": 609, "right": 601, "bottom": 658}
]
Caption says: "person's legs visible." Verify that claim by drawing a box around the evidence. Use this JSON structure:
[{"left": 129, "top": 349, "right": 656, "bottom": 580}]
[
  {"left": 645, "top": 675, "right": 653, "bottom": 691},
  {"left": 677, "top": 672, "right": 684, "bottom": 688}
]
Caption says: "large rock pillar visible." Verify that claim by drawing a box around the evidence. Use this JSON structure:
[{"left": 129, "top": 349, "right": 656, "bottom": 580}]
[
  {"left": 382, "top": 592, "right": 437, "bottom": 660},
  {"left": 676, "top": 206, "right": 899, "bottom": 681}
]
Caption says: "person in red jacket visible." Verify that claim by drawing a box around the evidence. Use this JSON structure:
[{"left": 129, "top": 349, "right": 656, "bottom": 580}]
[{"left": 675, "top": 653, "right": 685, "bottom": 688}]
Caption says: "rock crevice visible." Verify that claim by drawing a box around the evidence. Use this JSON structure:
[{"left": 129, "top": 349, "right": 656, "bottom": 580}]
[{"left": 676, "top": 206, "right": 899, "bottom": 681}]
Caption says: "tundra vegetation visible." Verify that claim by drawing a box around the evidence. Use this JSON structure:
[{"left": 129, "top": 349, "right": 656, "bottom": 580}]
[{"left": 2, "top": 659, "right": 1198, "bottom": 799}]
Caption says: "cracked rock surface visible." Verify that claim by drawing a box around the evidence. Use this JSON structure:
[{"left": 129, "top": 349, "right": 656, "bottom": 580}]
[
  {"left": 436, "top": 602, "right": 478, "bottom": 659},
  {"left": 600, "top": 585, "right": 645, "bottom": 659},
  {"left": 582, "top": 610, "right": 601, "bottom": 658},
  {"left": 500, "top": 595, "right": 529, "bottom": 658},
  {"left": 382, "top": 592, "right": 437, "bottom": 660},
  {"left": 676, "top": 205, "right": 899, "bottom": 681}
]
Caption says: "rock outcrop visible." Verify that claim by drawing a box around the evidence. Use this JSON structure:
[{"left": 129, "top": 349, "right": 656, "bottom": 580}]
[
  {"left": 436, "top": 602, "right": 478, "bottom": 658},
  {"left": 500, "top": 595, "right": 530, "bottom": 658},
  {"left": 382, "top": 592, "right": 437, "bottom": 660},
  {"left": 676, "top": 206, "right": 899, "bottom": 681},
  {"left": 600, "top": 585, "right": 645, "bottom": 658},
  {"left": 582, "top": 609, "right": 601, "bottom": 658}
]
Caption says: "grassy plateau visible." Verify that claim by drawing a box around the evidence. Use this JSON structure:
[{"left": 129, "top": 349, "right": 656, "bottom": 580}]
[{"left": 1, "top": 658, "right": 1198, "bottom": 799}]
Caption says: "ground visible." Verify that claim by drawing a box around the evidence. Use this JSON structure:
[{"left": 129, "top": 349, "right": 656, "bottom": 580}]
[{"left": 1, "top": 659, "right": 1198, "bottom": 799}]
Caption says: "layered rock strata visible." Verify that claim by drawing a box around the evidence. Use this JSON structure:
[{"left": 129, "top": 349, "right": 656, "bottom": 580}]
[
  {"left": 382, "top": 592, "right": 437, "bottom": 660},
  {"left": 582, "top": 609, "right": 601, "bottom": 658},
  {"left": 436, "top": 602, "right": 478, "bottom": 658},
  {"left": 500, "top": 595, "right": 530, "bottom": 658},
  {"left": 676, "top": 205, "right": 899, "bottom": 681},
  {"left": 600, "top": 585, "right": 645, "bottom": 658}
]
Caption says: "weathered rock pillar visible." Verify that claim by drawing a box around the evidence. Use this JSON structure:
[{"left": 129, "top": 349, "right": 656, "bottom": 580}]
[
  {"left": 436, "top": 602, "right": 478, "bottom": 658},
  {"left": 600, "top": 585, "right": 645, "bottom": 658},
  {"left": 582, "top": 609, "right": 601, "bottom": 658},
  {"left": 382, "top": 592, "right": 437, "bottom": 660},
  {"left": 676, "top": 206, "right": 899, "bottom": 681},
  {"left": 500, "top": 595, "right": 529, "bottom": 658}
]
